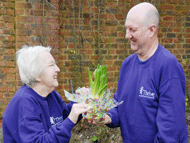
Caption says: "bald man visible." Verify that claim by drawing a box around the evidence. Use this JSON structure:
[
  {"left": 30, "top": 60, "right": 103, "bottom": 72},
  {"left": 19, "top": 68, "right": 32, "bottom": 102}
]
[{"left": 92, "top": 2, "right": 188, "bottom": 142}]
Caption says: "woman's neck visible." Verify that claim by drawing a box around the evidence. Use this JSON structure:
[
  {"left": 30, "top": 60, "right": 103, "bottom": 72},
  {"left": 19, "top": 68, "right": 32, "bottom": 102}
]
[{"left": 32, "top": 84, "right": 53, "bottom": 97}]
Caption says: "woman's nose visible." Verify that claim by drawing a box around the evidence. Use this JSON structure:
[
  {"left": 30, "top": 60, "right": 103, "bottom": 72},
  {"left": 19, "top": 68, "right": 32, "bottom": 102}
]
[{"left": 55, "top": 65, "right": 60, "bottom": 72}]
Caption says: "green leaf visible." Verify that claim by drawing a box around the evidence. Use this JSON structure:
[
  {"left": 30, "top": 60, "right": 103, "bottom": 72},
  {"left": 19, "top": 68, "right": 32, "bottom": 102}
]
[
  {"left": 88, "top": 64, "right": 108, "bottom": 97},
  {"left": 91, "top": 135, "right": 98, "bottom": 142}
]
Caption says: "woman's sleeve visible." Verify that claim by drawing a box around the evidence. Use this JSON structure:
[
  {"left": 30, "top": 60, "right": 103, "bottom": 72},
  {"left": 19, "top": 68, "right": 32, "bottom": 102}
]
[{"left": 18, "top": 98, "right": 75, "bottom": 143}]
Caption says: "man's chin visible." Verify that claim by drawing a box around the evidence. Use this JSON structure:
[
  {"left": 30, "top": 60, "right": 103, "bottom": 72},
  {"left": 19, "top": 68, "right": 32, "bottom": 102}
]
[{"left": 130, "top": 46, "right": 138, "bottom": 52}]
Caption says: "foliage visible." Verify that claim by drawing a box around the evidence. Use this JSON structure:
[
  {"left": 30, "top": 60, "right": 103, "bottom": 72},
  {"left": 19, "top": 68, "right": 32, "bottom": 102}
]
[{"left": 91, "top": 135, "right": 98, "bottom": 142}]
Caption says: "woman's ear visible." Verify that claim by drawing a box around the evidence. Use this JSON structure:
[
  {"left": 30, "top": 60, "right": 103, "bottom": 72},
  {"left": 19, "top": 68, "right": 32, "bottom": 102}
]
[{"left": 34, "top": 75, "right": 41, "bottom": 82}]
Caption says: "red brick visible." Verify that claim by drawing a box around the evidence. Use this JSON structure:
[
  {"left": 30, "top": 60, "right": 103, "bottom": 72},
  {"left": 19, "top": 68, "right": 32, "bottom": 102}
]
[
  {"left": 7, "top": 74, "right": 15, "bottom": 80},
  {"left": 3, "top": 68, "right": 16, "bottom": 73},
  {"left": 0, "top": 61, "right": 6, "bottom": 66},
  {"left": 8, "top": 86, "right": 16, "bottom": 92},
  {"left": 16, "top": 16, "right": 33, "bottom": 23},
  {"left": 15, "top": 9, "right": 25, "bottom": 15},
  {"left": 0, "top": 29, "right": 5, "bottom": 34},
  {"left": 3, "top": 41, "right": 15, "bottom": 48},
  {"left": 16, "top": 36, "right": 25, "bottom": 42},
  {"left": 30, "top": 10, "right": 46, "bottom": 16},
  {"left": 186, "top": 39, "right": 190, "bottom": 43},
  {"left": 16, "top": 42, "right": 26, "bottom": 48},
  {"left": 16, "top": 29, "right": 33, "bottom": 36},
  {"left": 2, "top": 15, "right": 14, "bottom": 22},
  {"left": 51, "top": 24, "right": 59, "bottom": 30},
  {"left": 2, "top": 2, "right": 14, "bottom": 9},
  {"left": 0, "top": 22, "right": 5, "bottom": 27},
  {"left": 6, "top": 0, "right": 17, "bottom": 2},
  {"left": 7, "top": 61, "right": 15, "bottom": 67},
  {"left": 15, "top": 3, "right": 32, "bottom": 9},
  {"left": 0, "top": 119, "right": 2, "bottom": 128},
  {"left": 0, "top": 93, "right": 2, "bottom": 98},
  {"left": 47, "top": 18, "right": 59, "bottom": 23},
  {"left": 6, "top": 9, "right": 14, "bottom": 16},
  {"left": 50, "top": 0, "right": 59, "bottom": 4},
  {"left": 6, "top": 23, "right": 14, "bottom": 29},
  {"left": 7, "top": 49, "right": 15, "bottom": 54},
  {"left": 0, "top": 9, "right": 6, "bottom": 15},
  {"left": 0, "top": 36, "right": 5, "bottom": 41},
  {"left": 162, "top": 5, "right": 174, "bottom": 10},
  {"left": 16, "top": 22, "right": 26, "bottom": 29},
  {"left": 0, "top": 86, "right": 7, "bottom": 92},
  {"left": 167, "top": 0, "right": 178, "bottom": 4},
  {"left": 5, "top": 36, "right": 15, "bottom": 41},
  {"left": 162, "top": 16, "right": 174, "bottom": 21},
  {"left": 47, "top": 11, "right": 59, "bottom": 17}
]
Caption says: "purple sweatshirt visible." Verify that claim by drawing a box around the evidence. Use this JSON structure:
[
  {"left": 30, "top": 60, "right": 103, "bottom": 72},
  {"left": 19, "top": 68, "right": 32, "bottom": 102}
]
[
  {"left": 107, "top": 44, "right": 188, "bottom": 142},
  {"left": 3, "top": 85, "right": 78, "bottom": 143}
]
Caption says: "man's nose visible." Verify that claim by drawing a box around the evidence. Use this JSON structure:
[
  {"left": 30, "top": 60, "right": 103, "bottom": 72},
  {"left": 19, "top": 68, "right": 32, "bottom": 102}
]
[{"left": 125, "top": 31, "right": 132, "bottom": 39}]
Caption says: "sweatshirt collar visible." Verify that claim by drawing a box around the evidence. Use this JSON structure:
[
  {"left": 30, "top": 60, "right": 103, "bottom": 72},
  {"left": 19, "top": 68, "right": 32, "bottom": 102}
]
[
  {"left": 23, "top": 85, "right": 51, "bottom": 101},
  {"left": 136, "top": 44, "right": 161, "bottom": 67}
]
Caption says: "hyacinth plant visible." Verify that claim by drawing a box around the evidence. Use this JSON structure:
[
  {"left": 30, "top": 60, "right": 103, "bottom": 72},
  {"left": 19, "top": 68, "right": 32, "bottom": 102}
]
[
  {"left": 85, "top": 64, "right": 109, "bottom": 120},
  {"left": 64, "top": 64, "right": 123, "bottom": 121},
  {"left": 88, "top": 64, "right": 108, "bottom": 99}
]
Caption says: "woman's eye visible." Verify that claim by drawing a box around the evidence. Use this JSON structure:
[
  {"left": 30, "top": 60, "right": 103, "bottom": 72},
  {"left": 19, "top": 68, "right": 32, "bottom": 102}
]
[{"left": 49, "top": 64, "right": 55, "bottom": 67}]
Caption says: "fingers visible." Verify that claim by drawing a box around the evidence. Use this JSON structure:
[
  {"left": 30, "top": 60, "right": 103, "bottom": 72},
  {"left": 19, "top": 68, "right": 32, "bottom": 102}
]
[
  {"left": 68, "top": 103, "right": 92, "bottom": 124},
  {"left": 75, "top": 87, "right": 90, "bottom": 96},
  {"left": 73, "top": 103, "right": 92, "bottom": 114},
  {"left": 88, "top": 114, "right": 112, "bottom": 125}
]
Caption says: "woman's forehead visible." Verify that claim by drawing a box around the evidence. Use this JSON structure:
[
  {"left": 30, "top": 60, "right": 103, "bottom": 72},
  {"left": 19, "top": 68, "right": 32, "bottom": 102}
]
[{"left": 39, "top": 51, "right": 54, "bottom": 63}]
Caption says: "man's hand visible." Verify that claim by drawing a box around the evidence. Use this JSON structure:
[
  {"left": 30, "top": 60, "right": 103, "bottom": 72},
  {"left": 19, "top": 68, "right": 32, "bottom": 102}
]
[
  {"left": 88, "top": 114, "right": 112, "bottom": 125},
  {"left": 75, "top": 87, "right": 91, "bottom": 96},
  {"left": 68, "top": 103, "right": 92, "bottom": 124}
]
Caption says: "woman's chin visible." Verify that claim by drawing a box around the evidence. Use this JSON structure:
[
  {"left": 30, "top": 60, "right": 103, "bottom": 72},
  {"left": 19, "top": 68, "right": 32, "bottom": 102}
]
[{"left": 53, "top": 81, "right": 59, "bottom": 88}]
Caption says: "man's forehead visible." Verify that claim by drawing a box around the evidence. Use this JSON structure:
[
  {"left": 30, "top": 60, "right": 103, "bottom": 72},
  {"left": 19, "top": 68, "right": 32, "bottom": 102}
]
[{"left": 125, "top": 18, "right": 141, "bottom": 28}]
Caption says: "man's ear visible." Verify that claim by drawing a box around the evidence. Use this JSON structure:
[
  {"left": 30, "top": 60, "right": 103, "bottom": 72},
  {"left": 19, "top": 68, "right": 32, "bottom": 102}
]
[{"left": 149, "top": 24, "right": 157, "bottom": 38}]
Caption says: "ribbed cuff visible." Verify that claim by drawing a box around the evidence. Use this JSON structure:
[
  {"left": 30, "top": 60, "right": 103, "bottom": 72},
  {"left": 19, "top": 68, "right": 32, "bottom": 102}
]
[{"left": 63, "top": 118, "right": 75, "bottom": 132}]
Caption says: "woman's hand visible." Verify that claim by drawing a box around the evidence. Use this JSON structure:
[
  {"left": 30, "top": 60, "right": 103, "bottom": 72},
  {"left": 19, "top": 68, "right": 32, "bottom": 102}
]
[{"left": 68, "top": 103, "right": 92, "bottom": 124}]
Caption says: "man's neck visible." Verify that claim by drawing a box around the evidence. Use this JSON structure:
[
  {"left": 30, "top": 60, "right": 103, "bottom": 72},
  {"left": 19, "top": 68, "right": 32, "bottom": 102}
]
[{"left": 138, "top": 39, "right": 159, "bottom": 61}]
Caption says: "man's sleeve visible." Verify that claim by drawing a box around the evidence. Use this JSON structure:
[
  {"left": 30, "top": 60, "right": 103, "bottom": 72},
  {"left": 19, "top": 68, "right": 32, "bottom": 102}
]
[
  {"left": 106, "top": 105, "right": 120, "bottom": 128},
  {"left": 154, "top": 78, "right": 188, "bottom": 142}
]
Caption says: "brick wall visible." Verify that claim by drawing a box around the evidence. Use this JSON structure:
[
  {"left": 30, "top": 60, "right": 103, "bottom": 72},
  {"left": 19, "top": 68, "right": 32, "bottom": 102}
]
[
  {"left": 0, "top": 0, "right": 190, "bottom": 124},
  {"left": 0, "top": 0, "right": 16, "bottom": 128}
]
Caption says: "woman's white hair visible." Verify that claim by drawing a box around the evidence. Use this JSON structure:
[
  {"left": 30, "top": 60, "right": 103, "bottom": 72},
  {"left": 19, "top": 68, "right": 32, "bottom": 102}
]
[{"left": 16, "top": 45, "right": 51, "bottom": 87}]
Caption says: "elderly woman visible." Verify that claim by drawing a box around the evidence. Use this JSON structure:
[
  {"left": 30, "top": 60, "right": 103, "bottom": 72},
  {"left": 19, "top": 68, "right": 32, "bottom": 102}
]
[{"left": 3, "top": 45, "right": 91, "bottom": 142}]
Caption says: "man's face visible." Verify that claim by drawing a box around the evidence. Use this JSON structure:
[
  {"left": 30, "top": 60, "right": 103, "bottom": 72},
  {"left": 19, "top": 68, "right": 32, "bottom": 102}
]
[
  {"left": 38, "top": 51, "right": 60, "bottom": 90},
  {"left": 125, "top": 14, "right": 150, "bottom": 55}
]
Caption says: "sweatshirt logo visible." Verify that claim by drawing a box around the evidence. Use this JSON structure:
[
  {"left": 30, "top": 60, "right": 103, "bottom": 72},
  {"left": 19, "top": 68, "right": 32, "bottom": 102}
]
[
  {"left": 50, "top": 116, "right": 63, "bottom": 126},
  {"left": 139, "top": 86, "right": 155, "bottom": 99}
]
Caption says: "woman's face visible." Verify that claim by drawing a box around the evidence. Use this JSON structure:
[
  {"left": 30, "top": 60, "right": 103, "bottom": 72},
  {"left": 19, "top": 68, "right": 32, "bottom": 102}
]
[{"left": 38, "top": 51, "right": 60, "bottom": 90}]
